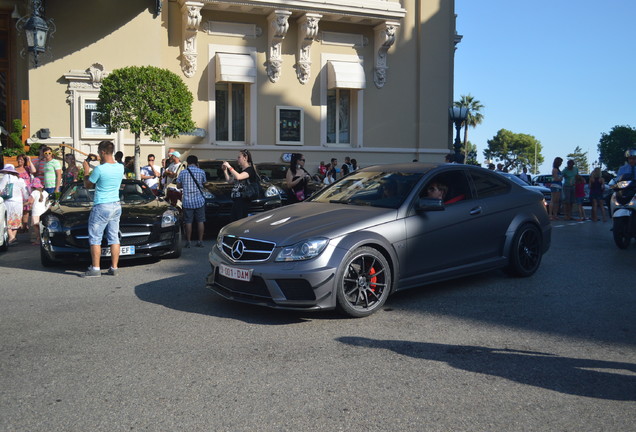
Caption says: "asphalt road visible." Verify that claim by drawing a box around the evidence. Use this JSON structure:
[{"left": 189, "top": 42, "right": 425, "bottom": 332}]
[{"left": 1, "top": 218, "right": 634, "bottom": 431}]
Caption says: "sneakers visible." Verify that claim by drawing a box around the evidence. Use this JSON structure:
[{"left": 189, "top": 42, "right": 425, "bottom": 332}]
[
  {"left": 185, "top": 241, "right": 191, "bottom": 248},
  {"left": 82, "top": 267, "right": 101, "bottom": 278},
  {"left": 196, "top": 241, "right": 204, "bottom": 248},
  {"left": 106, "top": 267, "right": 119, "bottom": 276}
]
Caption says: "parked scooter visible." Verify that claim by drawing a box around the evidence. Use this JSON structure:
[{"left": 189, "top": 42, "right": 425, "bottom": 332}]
[{"left": 610, "top": 174, "right": 636, "bottom": 249}]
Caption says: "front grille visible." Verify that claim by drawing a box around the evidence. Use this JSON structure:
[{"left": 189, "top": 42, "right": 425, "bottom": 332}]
[
  {"left": 221, "top": 235, "right": 276, "bottom": 262},
  {"left": 66, "top": 223, "right": 154, "bottom": 248},
  {"left": 215, "top": 268, "right": 271, "bottom": 299}
]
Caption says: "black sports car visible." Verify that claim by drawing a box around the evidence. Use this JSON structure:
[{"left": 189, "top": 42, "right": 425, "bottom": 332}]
[
  {"left": 40, "top": 180, "right": 182, "bottom": 266},
  {"left": 197, "top": 160, "right": 283, "bottom": 220},
  {"left": 255, "top": 162, "right": 324, "bottom": 205}
]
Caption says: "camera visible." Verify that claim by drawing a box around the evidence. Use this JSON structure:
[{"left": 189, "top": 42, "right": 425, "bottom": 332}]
[{"left": 85, "top": 153, "right": 98, "bottom": 162}]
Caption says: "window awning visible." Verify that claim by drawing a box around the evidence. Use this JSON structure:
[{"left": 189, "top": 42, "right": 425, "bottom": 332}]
[
  {"left": 215, "top": 53, "right": 256, "bottom": 83},
  {"left": 327, "top": 61, "right": 366, "bottom": 90}
]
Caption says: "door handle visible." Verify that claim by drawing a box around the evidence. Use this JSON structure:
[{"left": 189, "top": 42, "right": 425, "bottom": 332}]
[{"left": 469, "top": 207, "right": 482, "bottom": 215}]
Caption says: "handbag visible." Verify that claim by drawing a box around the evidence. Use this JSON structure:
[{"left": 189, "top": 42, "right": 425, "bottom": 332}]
[
  {"left": 244, "top": 175, "right": 263, "bottom": 200},
  {"left": 1, "top": 182, "right": 13, "bottom": 200}
]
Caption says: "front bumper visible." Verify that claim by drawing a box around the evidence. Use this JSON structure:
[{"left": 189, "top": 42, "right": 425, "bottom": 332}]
[
  {"left": 206, "top": 243, "right": 347, "bottom": 311},
  {"left": 41, "top": 225, "right": 180, "bottom": 263}
]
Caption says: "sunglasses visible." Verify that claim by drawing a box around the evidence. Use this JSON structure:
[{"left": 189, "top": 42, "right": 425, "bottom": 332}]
[
  {"left": 299, "top": 159, "right": 306, "bottom": 162},
  {"left": 148, "top": 158, "right": 155, "bottom": 161},
  {"left": 44, "top": 152, "right": 52, "bottom": 155}
]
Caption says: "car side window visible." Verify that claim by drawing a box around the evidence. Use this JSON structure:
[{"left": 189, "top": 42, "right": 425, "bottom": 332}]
[
  {"left": 470, "top": 170, "right": 511, "bottom": 198},
  {"left": 419, "top": 170, "right": 473, "bottom": 205}
]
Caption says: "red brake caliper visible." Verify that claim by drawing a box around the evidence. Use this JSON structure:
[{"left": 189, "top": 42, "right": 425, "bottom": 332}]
[{"left": 369, "top": 267, "right": 377, "bottom": 292}]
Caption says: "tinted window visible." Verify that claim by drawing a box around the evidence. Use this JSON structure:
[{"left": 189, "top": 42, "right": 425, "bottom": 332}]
[
  {"left": 470, "top": 170, "right": 511, "bottom": 198},
  {"left": 419, "top": 169, "right": 473, "bottom": 204}
]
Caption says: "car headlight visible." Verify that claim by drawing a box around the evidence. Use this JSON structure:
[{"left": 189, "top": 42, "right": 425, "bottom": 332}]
[
  {"left": 45, "top": 215, "right": 63, "bottom": 233},
  {"left": 616, "top": 180, "right": 632, "bottom": 189},
  {"left": 265, "top": 185, "right": 283, "bottom": 198},
  {"left": 216, "top": 228, "right": 226, "bottom": 251},
  {"left": 203, "top": 190, "right": 215, "bottom": 199},
  {"left": 275, "top": 238, "right": 329, "bottom": 262},
  {"left": 161, "top": 209, "right": 178, "bottom": 227}
]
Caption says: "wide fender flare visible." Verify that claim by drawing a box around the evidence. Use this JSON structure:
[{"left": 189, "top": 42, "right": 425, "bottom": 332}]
[
  {"left": 501, "top": 212, "right": 545, "bottom": 259},
  {"left": 330, "top": 230, "right": 400, "bottom": 292}
]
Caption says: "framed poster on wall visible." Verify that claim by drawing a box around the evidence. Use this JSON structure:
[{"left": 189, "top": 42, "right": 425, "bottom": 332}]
[
  {"left": 276, "top": 106, "right": 303, "bottom": 145},
  {"left": 80, "top": 96, "right": 112, "bottom": 139}
]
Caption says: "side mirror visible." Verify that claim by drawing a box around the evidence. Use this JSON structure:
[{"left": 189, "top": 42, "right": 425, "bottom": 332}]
[{"left": 416, "top": 197, "right": 445, "bottom": 212}]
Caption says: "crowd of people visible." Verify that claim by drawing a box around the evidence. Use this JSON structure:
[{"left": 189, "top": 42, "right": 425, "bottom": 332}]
[{"left": 5, "top": 143, "right": 634, "bottom": 268}]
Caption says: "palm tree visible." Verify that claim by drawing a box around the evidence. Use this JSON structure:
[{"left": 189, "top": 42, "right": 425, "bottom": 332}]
[{"left": 454, "top": 94, "right": 484, "bottom": 158}]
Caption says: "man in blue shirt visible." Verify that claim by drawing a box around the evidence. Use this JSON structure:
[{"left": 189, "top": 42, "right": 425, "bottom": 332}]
[
  {"left": 177, "top": 154, "right": 207, "bottom": 248},
  {"left": 617, "top": 149, "right": 636, "bottom": 180},
  {"left": 81, "top": 140, "right": 124, "bottom": 277}
]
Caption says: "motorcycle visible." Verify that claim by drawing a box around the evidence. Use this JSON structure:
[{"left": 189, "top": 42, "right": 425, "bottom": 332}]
[{"left": 610, "top": 174, "right": 636, "bottom": 249}]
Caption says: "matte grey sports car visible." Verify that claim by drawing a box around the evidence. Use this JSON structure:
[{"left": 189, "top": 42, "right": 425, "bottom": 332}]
[{"left": 206, "top": 163, "right": 552, "bottom": 317}]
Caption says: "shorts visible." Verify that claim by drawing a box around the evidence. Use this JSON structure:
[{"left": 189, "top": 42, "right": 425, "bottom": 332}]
[
  {"left": 88, "top": 201, "right": 122, "bottom": 246},
  {"left": 550, "top": 185, "right": 562, "bottom": 193},
  {"left": 589, "top": 192, "right": 603, "bottom": 201},
  {"left": 562, "top": 186, "right": 576, "bottom": 204},
  {"left": 183, "top": 206, "right": 206, "bottom": 224}
]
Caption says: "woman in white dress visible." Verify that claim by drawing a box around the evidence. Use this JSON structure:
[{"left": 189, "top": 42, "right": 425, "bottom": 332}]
[{"left": 0, "top": 164, "right": 28, "bottom": 245}]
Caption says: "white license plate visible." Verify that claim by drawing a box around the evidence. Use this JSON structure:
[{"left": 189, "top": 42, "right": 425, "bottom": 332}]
[
  {"left": 219, "top": 263, "right": 252, "bottom": 282},
  {"left": 101, "top": 245, "right": 135, "bottom": 257}
]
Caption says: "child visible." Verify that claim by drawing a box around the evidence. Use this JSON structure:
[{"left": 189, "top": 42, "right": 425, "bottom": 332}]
[
  {"left": 574, "top": 174, "right": 586, "bottom": 221},
  {"left": 27, "top": 178, "right": 50, "bottom": 245}
]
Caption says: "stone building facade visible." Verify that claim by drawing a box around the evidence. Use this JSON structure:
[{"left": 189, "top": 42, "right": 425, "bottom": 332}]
[{"left": 2, "top": 0, "right": 460, "bottom": 171}]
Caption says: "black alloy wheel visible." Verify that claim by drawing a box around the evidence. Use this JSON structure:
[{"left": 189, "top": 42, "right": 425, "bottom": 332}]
[
  {"left": 507, "top": 223, "right": 543, "bottom": 277},
  {"left": 336, "top": 247, "right": 391, "bottom": 318},
  {"left": 40, "top": 245, "right": 56, "bottom": 267}
]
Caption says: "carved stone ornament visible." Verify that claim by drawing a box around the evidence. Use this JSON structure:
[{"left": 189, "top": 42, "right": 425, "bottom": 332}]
[
  {"left": 267, "top": 10, "right": 291, "bottom": 83},
  {"left": 373, "top": 21, "right": 400, "bottom": 88},
  {"left": 180, "top": 1, "right": 203, "bottom": 78},
  {"left": 296, "top": 13, "right": 321, "bottom": 84},
  {"left": 88, "top": 63, "right": 105, "bottom": 88}
]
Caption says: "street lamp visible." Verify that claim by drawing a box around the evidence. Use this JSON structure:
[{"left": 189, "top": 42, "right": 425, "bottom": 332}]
[
  {"left": 16, "top": 0, "right": 54, "bottom": 68},
  {"left": 449, "top": 106, "right": 468, "bottom": 163}
]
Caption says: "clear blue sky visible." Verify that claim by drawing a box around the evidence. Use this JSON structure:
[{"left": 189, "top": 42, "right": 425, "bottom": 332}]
[{"left": 454, "top": 0, "right": 636, "bottom": 174}]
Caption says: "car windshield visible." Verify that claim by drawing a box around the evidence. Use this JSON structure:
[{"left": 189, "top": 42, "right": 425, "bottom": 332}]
[
  {"left": 311, "top": 171, "right": 423, "bottom": 209},
  {"left": 59, "top": 182, "right": 155, "bottom": 205},
  {"left": 199, "top": 161, "right": 240, "bottom": 182},
  {"left": 256, "top": 164, "right": 287, "bottom": 180}
]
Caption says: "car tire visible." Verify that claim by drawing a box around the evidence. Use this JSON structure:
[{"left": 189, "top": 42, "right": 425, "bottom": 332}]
[
  {"left": 166, "top": 229, "right": 183, "bottom": 259},
  {"left": 612, "top": 217, "right": 631, "bottom": 249},
  {"left": 506, "top": 223, "right": 543, "bottom": 277},
  {"left": 335, "top": 246, "right": 391, "bottom": 318},
  {"left": 0, "top": 212, "right": 8, "bottom": 252},
  {"left": 40, "top": 245, "right": 56, "bottom": 267}
]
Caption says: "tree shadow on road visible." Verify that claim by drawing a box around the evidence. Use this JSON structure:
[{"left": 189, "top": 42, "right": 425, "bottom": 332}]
[{"left": 338, "top": 336, "right": 636, "bottom": 401}]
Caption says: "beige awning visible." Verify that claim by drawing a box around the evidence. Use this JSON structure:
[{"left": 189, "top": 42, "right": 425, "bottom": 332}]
[
  {"left": 327, "top": 61, "right": 366, "bottom": 89},
  {"left": 215, "top": 53, "right": 256, "bottom": 83}
]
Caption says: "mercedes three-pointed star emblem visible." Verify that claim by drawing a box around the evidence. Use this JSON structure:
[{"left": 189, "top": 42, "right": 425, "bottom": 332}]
[{"left": 231, "top": 240, "right": 245, "bottom": 260}]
